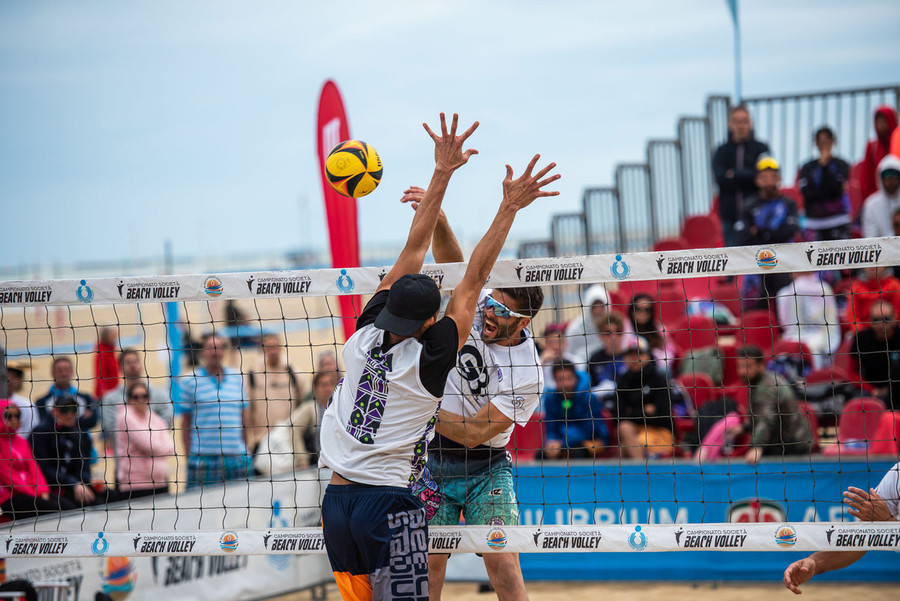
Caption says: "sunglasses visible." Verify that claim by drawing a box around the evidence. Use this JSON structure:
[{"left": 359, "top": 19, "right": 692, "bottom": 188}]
[
  {"left": 3, "top": 411, "right": 21, "bottom": 420},
  {"left": 634, "top": 307, "right": 654, "bottom": 314},
  {"left": 871, "top": 316, "right": 895, "bottom": 323},
  {"left": 485, "top": 296, "right": 528, "bottom": 319},
  {"left": 129, "top": 393, "right": 150, "bottom": 400},
  {"left": 56, "top": 405, "right": 78, "bottom": 415}
]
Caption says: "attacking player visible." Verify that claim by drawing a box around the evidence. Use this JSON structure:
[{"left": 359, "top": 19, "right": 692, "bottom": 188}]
[
  {"left": 318, "top": 112, "right": 560, "bottom": 601},
  {"left": 401, "top": 186, "right": 544, "bottom": 601},
  {"left": 782, "top": 461, "right": 899, "bottom": 594}
]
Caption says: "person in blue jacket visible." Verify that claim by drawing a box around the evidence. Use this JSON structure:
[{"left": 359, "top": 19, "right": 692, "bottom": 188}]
[{"left": 541, "top": 359, "right": 608, "bottom": 459}]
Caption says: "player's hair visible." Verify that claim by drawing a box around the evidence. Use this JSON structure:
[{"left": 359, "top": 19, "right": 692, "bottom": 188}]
[
  {"left": 119, "top": 348, "right": 140, "bottom": 367},
  {"left": 815, "top": 126, "right": 835, "bottom": 142},
  {"left": 551, "top": 358, "right": 578, "bottom": 377},
  {"left": 51, "top": 356, "right": 72, "bottom": 372},
  {"left": 496, "top": 286, "right": 544, "bottom": 318},
  {"left": 201, "top": 332, "right": 230, "bottom": 348},
  {"left": 126, "top": 381, "right": 150, "bottom": 400},
  {"left": 596, "top": 310, "right": 625, "bottom": 331},
  {"left": 312, "top": 370, "right": 337, "bottom": 388},
  {"left": 730, "top": 103, "right": 750, "bottom": 117}
]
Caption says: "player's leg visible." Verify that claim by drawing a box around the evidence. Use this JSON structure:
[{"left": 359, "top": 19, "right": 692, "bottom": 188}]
[
  {"left": 321, "top": 486, "right": 372, "bottom": 601},
  {"left": 465, "top": 461, "right": 528, "bottom": 601},
  {"left": 616, "top": 420, "right": 646, "bottom": 458},
  {"left": 427, "top": 553, "right": 450, "bottom": 601},
  {"left": 424, "top": 457, "right": 466, "bottom": 601}
]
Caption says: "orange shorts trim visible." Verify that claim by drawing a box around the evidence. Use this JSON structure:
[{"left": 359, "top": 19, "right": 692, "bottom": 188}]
[{"left": 334, "top": 571, "right": 372, "bottom": 601}]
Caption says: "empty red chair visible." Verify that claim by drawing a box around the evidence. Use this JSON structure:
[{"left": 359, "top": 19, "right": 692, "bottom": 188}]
[
  {"left": 720, "top": 342, "right": 741, "bottom": 386},
  {"left": 869, "top": 411, "right": 900, "bottom": 456},
  {"left": 507, "top": 414, "right": 544, "bottom": 462},
  {"left": 657, "top": 285, "right": 688, "bottom": 327},
  {"left": 736, "top": 309, "right": 781, "bottom": 355},
  {"left": 653, "top": 237, "right": 690, "bottom": 252},
  {"left": 682, "top": 215, "right": 724, "bottom": 249},
  {"left": 824, "top": 397, "right": 888, "bottom": 455},
  {"left": 676, "top": 372, "right": 717, "bottom": 411},
  {"left": 669, "top": 315, "right": 719, "bottom": 355},
  {"left": 707, "top": 279, "right": 743, "bottom": 318},
  {"left": 832, "top": 337, "right": 866, "bottom": 389}
]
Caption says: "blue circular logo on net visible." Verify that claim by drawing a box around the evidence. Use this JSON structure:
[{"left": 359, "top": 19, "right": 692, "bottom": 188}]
[
  {"left": 336, "top": 269, "right": 355, "bottom": 293},
  {"left": 610, "top": 255, "right": 631, "bottom": 280},
  {"left": 77, "top": 279, "right": 94, "bottom": 303},
  {"left": 92, "top": 531, "right": 109, "bottom": 556},
  {"left": 628, "top": 525, "right": 648, "bottom": 551}
]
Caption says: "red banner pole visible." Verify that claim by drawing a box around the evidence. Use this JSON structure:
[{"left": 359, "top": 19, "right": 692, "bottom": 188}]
[{"left": 316, "top": 80, "right": 361, "bottom": 342}]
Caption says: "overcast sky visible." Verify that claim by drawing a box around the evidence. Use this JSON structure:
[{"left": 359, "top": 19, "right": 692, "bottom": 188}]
[{"left": 1, "top": 0, "right": 899, "bottom": 273}]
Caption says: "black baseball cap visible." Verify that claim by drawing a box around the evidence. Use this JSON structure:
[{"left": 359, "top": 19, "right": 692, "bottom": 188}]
[
  {"left": 374, "top": 274, "right": 441, "bottom": 336},
  {"left": 54, "top": 393, "right": 79, "bottom": 408}
]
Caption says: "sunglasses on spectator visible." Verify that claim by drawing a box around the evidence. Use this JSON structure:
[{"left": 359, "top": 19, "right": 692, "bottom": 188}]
[
  {"left": 634, "top": 307, "right": 653, "bottom": 314},
  {"left": 56, "top": 405, "right": 78, "bottom": 414},
  {"left": 871, "top": 316, "right": 894, "bottom": 323},
  {"left": 129, "top": 393, "right": 150, "bottom": 400},
  {"left": 485, "top": 296, "right": 528, "bottom": 319},
  {"left": 3, "top": 411, "right": 21, "bottom": 420},
  {"left": 882, "top": 169, "right": 900, "bottom": 179}
]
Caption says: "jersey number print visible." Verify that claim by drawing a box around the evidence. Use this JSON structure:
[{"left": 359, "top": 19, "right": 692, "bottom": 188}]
[
  {"left": 457, "top": 343, "right": 489, "bottom": 400},
  {"left": 347, "top": 346, "right": 393, "bottom": 444}
]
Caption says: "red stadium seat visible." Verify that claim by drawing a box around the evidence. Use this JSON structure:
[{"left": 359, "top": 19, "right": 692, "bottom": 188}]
[
  {"left": 719, "top": 342, "right": 741, "bottom": 387},
  {"left": 772, "top": 339, "right": 814, "bottom": 375},
  {"left": 796, "top": 400, "right": 820, "bottom": 452},
  {"left": 682, "top": 215, "right": 724, "bottom": 249},
  {"left": 833, "top": 337, "right": 864, "bottom": 388},
  {"left": 707, "top": 279, "right": 743, "bottom": 318},
  {"left": 654, "top": 237, "right": 690, "bottom": 252},
  {"left": 507, "top": 414, "right": 544, "bottom": 462},
  {"left": 869, "top": 411, "right": 900, "bottom": 457},
  {"left": 657, "top": 286, "right": 688, "bottom": 328},
  {"left": 823, "top": 397, "right": 888, "bottom": 456},
  {"left": 669, "top": 315, "right": 719, "bottom": 355},
  {"left": 676, "top": 372, "right": 717, "bottom": 409},
  {"left": 736, "top": 309, "right": 781, "bottom": 355}
]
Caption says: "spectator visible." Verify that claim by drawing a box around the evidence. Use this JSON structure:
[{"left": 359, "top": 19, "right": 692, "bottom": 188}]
[
  {"left": 539, "top": 322, "right": 579, "bottom": 387},
  {"left": 797, "top": 127, "right": 851, "bottom": 241},
  {"left": 859, "top": 105, "right": 898, "bottom": 202},
  {"left": 728, "top": 346, "right": 812, "bottom": 464},
  {"left": 713, "top": 104, "right": 771, "bottom": 246},
  {"left": 34, "top": 357, "right": 98, "bottom": 435},
  {"left": 613, "top": 336, "right": 676, "bottom": 459},
  {"left": 6, "top": 362, "right": 37, "bottom": 439},
  {"left": 101, "top": 349, "right": 173, "bottom": 455},
  {"left": 0, "top": 399, "right": 74, "bottom": 519},
  {"left": 628, "top": 293, "right": 676, "bottom": 372},
  {"left": 587, "top": 311, "right": 629, "bottom": 391},
  {"left": 246, "top": 333, "right": 304, "bottom": 454},
  {"left": 542, "top": 360, "right": 608, "bottom": 460},
  {"left": 114, "top": 382, "right": 174, "bottom": 499},
  {"left": 735, "top": 156, "right": 800, "bottom": 246},
  {"left": 93, "top": 326, "right": 120, "bottom": 400},
  {"left": 177, "top": 334, "right": 250, "bottom": 488},
  {"left": 844, "top": 266, "right": 900, "bottom": 333},
  {"left": 775, "top": 272, "right": 841, "bottom": 368},
  {"left": 861, "top": 154, "right": 900, "bottom": 239},
  {"left": 256, "top": 369, "right": 341, "bottom": 476},
  {"left": 31, "top": 395, "right": 112, "bottom": 506},
  {"left": 851, "top": 300, "right": 900, "bottom": 409},
  {"left": 564, "top": 284, "right": 610, "bottom": 366}
]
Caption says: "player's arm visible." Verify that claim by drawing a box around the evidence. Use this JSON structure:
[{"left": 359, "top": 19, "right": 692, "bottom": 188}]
[
  {"left": 400, "top": 186, "right": 465, "bottom": 263},
  {"left": 783, "top": 551, "right": 867, "bottom": 595},
  {"left": 436, "top": 403, "right": 515, "bottom": 448},
  {"left": 377, "top": 114, "right": 478, "bottom": 293},
  {"left": 444, "top": 155, "right": 560, "bottom": 350}
]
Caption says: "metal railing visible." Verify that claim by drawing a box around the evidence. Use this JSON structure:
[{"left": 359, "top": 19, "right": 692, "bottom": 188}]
[{"left": 519, "top": 84, "right": 900, "bottom": 260}]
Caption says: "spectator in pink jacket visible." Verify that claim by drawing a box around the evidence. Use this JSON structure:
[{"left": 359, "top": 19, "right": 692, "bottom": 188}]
[
  {"left": 0, "top": 399, "right": 74, "bottom": 519},
  {"left": 114, "top": 382, "right": 174, "bottom": 498}
]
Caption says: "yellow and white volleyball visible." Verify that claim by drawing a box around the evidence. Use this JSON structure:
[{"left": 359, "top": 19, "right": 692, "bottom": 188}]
[{"left": 325, "top": 140, "right": 383, "bottom": 198}]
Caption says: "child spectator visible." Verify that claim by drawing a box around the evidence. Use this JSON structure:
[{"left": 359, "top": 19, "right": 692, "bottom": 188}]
[
  {"left": 541, "top": 360, "right": 608, "bottom": 460},
  {"left": 115, "top": 382, "right": 175, "bottom": 499},
  {"left": 0, "top": 399, "right": 74, "bottom": 519}
]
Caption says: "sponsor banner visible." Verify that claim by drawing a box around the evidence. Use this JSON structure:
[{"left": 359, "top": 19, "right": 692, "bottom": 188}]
[
  {"left": 2, "top": 475, "right": 331, "bottom": 601},
  {"left": 2, "top": 237, "right": 900, "bottom": 307}
]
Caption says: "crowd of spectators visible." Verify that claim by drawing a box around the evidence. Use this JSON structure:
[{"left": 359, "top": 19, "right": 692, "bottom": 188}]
[{"left": 0, "top": 329, "right": 341, "bottom": 521}]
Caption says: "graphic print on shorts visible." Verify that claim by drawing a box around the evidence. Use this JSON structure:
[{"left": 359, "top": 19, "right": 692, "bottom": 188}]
[
  {"left": 457, "top": 343, "right": 489, "bottom": 400},
  {"left": 346, "top": 346, "right": 393, "bottom": 444}
]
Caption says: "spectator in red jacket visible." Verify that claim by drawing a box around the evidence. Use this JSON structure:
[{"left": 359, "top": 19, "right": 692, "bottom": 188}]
[
  {"left": 844, "top": 266, "right": 900, "bottom": 333},
  {"left": 859, "top": 105, "right": 898, "bottom": 202},
  {"left": 0, "top": 399, "right": 74, "bottom": 519},
  {"left": 94, "top": 326, "right": 120, "bottom": 400}
]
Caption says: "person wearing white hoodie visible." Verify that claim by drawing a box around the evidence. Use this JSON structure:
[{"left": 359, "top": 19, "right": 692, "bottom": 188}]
[
  {"left": 861, "top": 154, "right": 900, "bottom": 239},
  {"left": 564, "top": 284, "right": 612, "bottom": 367}
]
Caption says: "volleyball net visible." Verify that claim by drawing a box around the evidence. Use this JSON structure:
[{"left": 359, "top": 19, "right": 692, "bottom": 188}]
[{"left": 1, "top": 236, "right": 899, "bottom": 561}]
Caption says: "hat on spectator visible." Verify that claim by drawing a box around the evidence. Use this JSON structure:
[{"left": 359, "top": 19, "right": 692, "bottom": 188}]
[
  {"left": 756, "top": 156, "right": 780, "bottom": 172},
  {"left": 375, "top": 274, "right": 441, "bottom": 337},
  {"left": 54, "top": 393, "right": 79, "bottom": 408},
  {"left": 624, "top": 335, "right": 651, "bottom": 355},
  {"left": 583, "top": 284, "right": 609, "bottom": 308},
  {"left": 5, "top": 360, "right": 30, "bottom": 376},
  {"left": 543, "top": 323, "right": 567, "bottom": 337}
]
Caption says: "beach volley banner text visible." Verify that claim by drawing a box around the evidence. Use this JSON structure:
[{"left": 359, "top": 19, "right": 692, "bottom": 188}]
[{"left": 0, "top": 236, "right": 898, "bottom": 307}]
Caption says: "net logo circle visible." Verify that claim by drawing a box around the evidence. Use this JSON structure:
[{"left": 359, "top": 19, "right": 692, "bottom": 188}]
[
  {"left": 204, "top": 277, "right": 224, "bottom": 297},
  {"left": 219, "top": 531, "right": 239, "bottom": 553},
  {"left": 756, "top": 249, "right": 778, "bottom": 270},
  {"left": 774, "top": 525, "right": 797, "bottom": 548},
  {"left": 486, "top": 528, "right": 507, "bottom": 550}
]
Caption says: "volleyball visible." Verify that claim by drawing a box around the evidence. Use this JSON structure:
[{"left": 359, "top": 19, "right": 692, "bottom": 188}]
[{"left": 325, "top": 140, "right": 383, "bottom": 198}]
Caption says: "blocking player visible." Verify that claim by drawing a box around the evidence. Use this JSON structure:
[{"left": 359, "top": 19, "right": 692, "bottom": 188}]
[
  {"left": 318, "top": 112, "right": 560, "bottom": 601},
  {"left": 782, "top": 462, "right": 898, "bottom": 594},
  {"left": 401, "top": 187, "right": 544, "bottom": 601}
]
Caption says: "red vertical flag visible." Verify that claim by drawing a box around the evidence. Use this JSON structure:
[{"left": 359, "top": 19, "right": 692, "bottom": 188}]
[{"left": 316, "top": 80, "right": 361, "bottom": 341}]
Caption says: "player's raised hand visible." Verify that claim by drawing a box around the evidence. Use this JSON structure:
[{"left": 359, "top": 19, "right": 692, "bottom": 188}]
[
  {"left": 400, "top": 186, "right": 427, "bottom": 211},
  {"left": 844, "top": 486, "right": 893, "bottom": 521},
  {"left": 423, "top": 113, "right": 479, "bottom": 173},
  {"left": 501, "top": 154, "right": 561, "bottom": 211},
  {"left": 783, "top": 558, "right": 816, "bottom": 594}
]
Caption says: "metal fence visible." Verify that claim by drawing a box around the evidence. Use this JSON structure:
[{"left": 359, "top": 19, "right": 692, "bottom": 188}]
[{"left": 519, "top": 84, "right": 900, "bottom": 260}]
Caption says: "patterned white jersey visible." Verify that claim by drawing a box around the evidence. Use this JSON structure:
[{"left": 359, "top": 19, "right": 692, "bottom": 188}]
[
  {"left": 441, "top": 292, "right": 543, "bottom": 448},
  {"left": 875, "top": 461, "right": 900, "bottom": 519},
  {"left": 319, "top": 312, "right": 457, "bottom": 487}
]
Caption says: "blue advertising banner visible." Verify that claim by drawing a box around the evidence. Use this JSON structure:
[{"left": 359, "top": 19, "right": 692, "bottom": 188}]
[{"left": 513, "top": 459, "right": 898, "bottom": 581}]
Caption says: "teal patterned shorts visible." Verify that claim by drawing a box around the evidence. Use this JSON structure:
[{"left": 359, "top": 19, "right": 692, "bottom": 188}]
[{"left": 426, "top": 457, "right": 519, "bottom": 527}]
